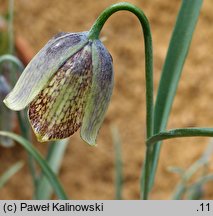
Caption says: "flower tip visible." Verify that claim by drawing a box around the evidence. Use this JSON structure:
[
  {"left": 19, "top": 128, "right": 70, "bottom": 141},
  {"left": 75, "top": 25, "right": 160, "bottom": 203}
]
[
  {"left": 3, "top": 98, "right": 13, "bottom": 110},
  {"left": 80, "top": 133, "right": 97, "bottom": 147},
  {"left": 35, "top": 133, "right": 50, "bottom": 143},
  {"left": 3, "top": 97, "right": 23, "bottom": 111},
  {"left": 3, "top": 98, "right": 8, "bottom": 106}
]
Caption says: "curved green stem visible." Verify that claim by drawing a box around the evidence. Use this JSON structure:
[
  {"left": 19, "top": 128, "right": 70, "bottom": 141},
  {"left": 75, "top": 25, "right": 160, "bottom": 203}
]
[
  {"left": 147, "top": 128, "right": 213, "bottom": 146},
  {"left": 0, "top": 54, "right": 25, "bottom": 72},
  {"left": 0, "top": 131, "right": 68, "bottom": 200},
  {"left": 88, "top": 2, "right": 153, "bottom": 137},
  {"left": 89, "top": 2, "right": 153, "bottom": 200}
]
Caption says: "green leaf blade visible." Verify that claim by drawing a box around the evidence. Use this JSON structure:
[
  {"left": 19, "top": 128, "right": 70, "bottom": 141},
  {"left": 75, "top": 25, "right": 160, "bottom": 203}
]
[
  {"left": 150, "top": 0, "right": 203, "bottom": 189},
  {"left": 111, "top": 126, "right": 123, "bottom": 200},
  {"left": 0, "top": 131, "right": 68, "bottom": 199},
  {"left": 0, "top": 161, "right": 23, "bottom": 189},
  {"left": 36, "top": 139, "right": 69, "bottom": 200}
]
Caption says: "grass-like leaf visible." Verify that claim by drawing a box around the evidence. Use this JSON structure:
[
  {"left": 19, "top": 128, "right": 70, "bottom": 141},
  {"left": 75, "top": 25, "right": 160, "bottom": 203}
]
[
  {"left": 147, "top": 128, "right": 213, "bottom": 199},
  {"left": 172, "top": 139, "right": 213, "bottom": 199},
  {"left": 35, "top": 139, "right": 69, "bottom": 199},
  {"left": 150, "top": 0, "right": 203, "bottom": 189},
  {"left": 0, "top": 131, "right": 68, "bottom": 199},
  {"left": 147, "top": 128, "right": 213, "bottom": 146},
  {"left": 187, "top": 174, "right": 213, "bottom": 199},
  {"left": 111, "top": 126, "right": 123, "bottom": 200},
  {"left": 0, "top": 54, "right": 24, "bottom": 72},
  {"left": 0, "top": 161, "right": 23, "bottom": 188}
]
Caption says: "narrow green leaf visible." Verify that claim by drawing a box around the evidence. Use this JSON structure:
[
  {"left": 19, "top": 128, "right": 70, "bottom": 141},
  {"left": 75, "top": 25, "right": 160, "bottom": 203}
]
[
  {"left": 0, "top": 161, "right": 23, "bottom": 188},
  {"left": 147, "top": 128, "right": 213, "bottom": 199},
  {"left": 150, "top": 0, "right": 203, "bottom": 188},
  {"left": 185, "top": 174, "right": 213, "bottom": 199},
  {"left": 172, "top": 139, "right": 213, "bottom": 199},
  {"left": 0, "top": 131, "right": 68, "bottom": 199},
  {"left": 0, "top": 54, "right": 39, "bottom": 195},
  {"left": 167, "top": 166, "right": 184, "bottom": 176},
  {"left": 0, "top": 75, "right": 14, "bottom": 147},
  {"left": 8, "top": 0, "right": 14, "bottom": 54},
  {"left": 186, "top": 184, "right": 203, "bottom": 200},
  {"left": 0, "top": 54, "right": 24, "bottom": 72},
  {"left": 172, "top": 185, "right": 186, "bottom": 200},
  {"left": 111, "top": 126, "right": 123, "bottom": 200},
  {"left": 35, "top": 139, "right": 69, "bottom": 199},
  {"left": 189, "top": 174, "right": 213, "bottom": 192},
  {"left": 147, "top": 128, "right": 213, "bottom": 146}
]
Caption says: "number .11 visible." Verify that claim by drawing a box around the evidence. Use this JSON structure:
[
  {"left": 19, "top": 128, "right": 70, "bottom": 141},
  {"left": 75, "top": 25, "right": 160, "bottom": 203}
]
[{"left": 200, "top": 203, "right": 210, "bottom": 212}]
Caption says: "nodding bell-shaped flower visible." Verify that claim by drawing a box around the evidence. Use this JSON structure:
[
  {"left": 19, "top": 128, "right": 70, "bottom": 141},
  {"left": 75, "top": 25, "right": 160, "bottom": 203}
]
[{"left": 4, "top": 32, "right": 114, "bottom": 145}]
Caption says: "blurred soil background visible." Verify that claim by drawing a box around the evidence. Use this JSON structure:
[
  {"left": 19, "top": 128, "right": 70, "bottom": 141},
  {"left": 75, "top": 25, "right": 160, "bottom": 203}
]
[{"left": 0, "top": 0, "right": 213, "bottom": 199}]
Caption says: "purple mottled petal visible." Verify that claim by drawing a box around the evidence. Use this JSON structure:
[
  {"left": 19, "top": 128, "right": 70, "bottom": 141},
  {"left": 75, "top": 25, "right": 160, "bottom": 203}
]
[
  {"left": 81, "top": 40, "right": 114, "bottom": 145},
  {"left": 4, "top": 32, "right": 89, "bottom": 111},
  {"left": 29, "top": 44, "right": 93, "bottom": 142}
]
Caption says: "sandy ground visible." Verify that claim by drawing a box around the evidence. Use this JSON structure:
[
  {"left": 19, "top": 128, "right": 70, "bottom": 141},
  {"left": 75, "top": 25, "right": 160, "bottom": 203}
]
[{"left": 0, "top": 0, "right": 213, "bottom": 199}]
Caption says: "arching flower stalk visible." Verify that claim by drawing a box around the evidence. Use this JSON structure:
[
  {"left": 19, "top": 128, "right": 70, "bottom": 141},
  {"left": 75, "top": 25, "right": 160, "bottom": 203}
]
[{"left": 4, "top": 32, "right": 114, "bottom": 145}]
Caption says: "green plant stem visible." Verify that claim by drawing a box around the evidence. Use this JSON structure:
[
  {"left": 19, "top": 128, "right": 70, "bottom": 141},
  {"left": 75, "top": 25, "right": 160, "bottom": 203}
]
[
  {"left": 0, "top": 131, "right": 68, "bottom": 200},
  {"left": 8, "top": 0, "right": 14, "bottom": 54},
  {"left": 88, "top": 2, "right": 154, "bottom": 200},
  {"left": 147, "top": 128, "right": 213, "bottom": 146}
]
